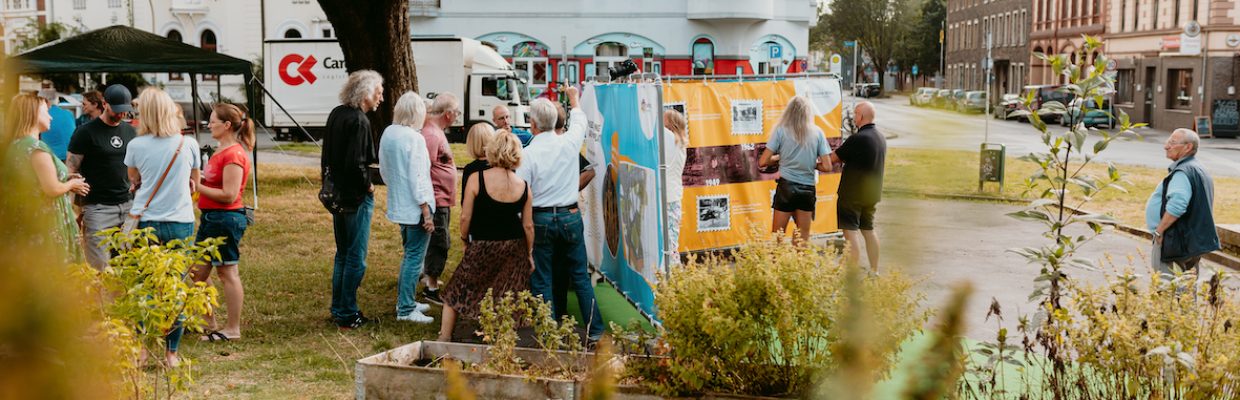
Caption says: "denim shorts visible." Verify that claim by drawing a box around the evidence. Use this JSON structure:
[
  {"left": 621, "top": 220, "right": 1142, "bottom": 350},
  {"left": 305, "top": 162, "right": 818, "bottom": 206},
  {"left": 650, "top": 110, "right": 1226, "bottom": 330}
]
[{"left": 195, "top": 210, "right": 249, "bottom": 265}]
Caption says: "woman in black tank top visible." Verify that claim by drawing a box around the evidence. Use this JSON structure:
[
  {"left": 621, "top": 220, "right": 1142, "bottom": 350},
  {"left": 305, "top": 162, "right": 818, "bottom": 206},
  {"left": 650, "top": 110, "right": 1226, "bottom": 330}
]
[{"left": 438, "top": 133, "right": 534, "bottom": 342}]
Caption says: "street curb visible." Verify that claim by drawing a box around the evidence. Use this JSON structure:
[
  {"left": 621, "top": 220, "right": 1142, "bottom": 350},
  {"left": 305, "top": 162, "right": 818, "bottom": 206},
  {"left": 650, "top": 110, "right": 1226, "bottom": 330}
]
[{"left": 884, "top": 189, "right": 1240, "bottom": 271}]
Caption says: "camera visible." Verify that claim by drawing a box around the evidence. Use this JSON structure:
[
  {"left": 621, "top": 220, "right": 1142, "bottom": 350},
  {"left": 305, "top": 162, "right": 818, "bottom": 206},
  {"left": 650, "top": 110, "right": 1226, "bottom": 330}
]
[{"left": 607, "top": 59, "right": 639, "bottom": 81}]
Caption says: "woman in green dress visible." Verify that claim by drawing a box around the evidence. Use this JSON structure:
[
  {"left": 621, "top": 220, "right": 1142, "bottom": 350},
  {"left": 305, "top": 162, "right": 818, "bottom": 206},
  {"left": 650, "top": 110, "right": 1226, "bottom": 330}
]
[{"left": 4, "top": 93, "right": 90, "bottom": 263}]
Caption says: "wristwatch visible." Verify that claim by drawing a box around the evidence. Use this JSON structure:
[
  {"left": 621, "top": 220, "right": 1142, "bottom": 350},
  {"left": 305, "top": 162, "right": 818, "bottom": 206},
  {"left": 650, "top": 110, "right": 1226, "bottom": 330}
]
[{"left": 1152, "top": 231, "right": 1162, "bottom": 238}]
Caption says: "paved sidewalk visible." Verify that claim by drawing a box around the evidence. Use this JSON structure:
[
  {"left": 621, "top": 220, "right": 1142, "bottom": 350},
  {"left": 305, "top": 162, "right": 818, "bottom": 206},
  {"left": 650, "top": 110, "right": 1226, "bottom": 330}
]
[{"left": 875, "top": 195, "right": 1229, "bottom": 341}]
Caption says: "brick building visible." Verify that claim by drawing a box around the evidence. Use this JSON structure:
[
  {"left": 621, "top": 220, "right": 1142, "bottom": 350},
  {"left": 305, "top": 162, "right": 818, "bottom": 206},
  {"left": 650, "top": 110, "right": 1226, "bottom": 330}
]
[
  {"left": 1105, "top": 0, "right": 1240, "bottom": 132},
  {"left": 945, "top": 0, "right": 1032, "bottom": 94},
  {"left": 1029, "top": 0, "right": 1105, "bottom": 85}
]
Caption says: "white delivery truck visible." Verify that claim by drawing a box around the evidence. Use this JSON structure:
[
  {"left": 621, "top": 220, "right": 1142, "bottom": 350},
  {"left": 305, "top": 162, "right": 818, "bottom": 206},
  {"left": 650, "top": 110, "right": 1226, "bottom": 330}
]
[{"left": 264, "top": 37, "right": 531, "bottom": 141}]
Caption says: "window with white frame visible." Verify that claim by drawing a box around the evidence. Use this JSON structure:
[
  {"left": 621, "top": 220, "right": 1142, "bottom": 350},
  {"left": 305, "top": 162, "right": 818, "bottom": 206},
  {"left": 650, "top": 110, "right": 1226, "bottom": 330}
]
[
  {"left": 108, "top": 0, "right": 120, "bottom": 7},
  {"left": 73, "top": 0, "right": 85, "bottom": 9}
]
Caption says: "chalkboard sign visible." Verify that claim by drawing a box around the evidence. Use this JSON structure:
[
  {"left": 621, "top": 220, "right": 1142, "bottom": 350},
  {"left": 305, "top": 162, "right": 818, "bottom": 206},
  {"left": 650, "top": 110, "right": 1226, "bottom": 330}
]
[
  {"left": 979, "top": 143, "right": 1006, "bottom": 192},
  {"left": 1195, "top": 116, "right": 1213, "bottom": 138},
  {"left": 1211, "top": 99, "right": 1240, "bottom": 138}
]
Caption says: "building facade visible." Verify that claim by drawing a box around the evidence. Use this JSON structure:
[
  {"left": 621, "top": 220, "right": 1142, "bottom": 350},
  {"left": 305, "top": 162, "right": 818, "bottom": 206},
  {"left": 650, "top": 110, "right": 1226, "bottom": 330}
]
[
  {"left": 1, "top": 0, "right": 48, "bottom": 58},
  {"left": 1028, "top": 0, "right": 1105, "bottom": 85},
  {"left": 945, "top": 0, "right": 1032, "bottom": 95},
  {"left": 1104, "top": 0, "right": 1233, "bottom": 131},
  {"left": 24, "top": 1, "right": 816, "bottom": 106},
  {"left": 270, "top": 0, "right": 818, "bottom": 99}
]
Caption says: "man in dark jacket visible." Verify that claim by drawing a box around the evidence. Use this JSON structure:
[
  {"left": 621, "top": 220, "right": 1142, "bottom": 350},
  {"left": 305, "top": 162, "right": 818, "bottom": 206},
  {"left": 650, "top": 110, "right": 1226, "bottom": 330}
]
[
  {"left": 831, "top": 101, "right": 886, "bottom": 274},
  {"left": 1145, "top": 128, "right": 1220, "bottom": 281},
  {"left": 322, "top": 70, "right": 384, "bottom": 329}
]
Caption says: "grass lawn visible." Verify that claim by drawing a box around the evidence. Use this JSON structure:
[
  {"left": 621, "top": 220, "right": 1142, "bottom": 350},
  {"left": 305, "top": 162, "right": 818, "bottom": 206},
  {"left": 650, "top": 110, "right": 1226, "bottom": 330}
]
[
  {"left": 884, "top": 148, "right": 1240, "bottom": 227},
  {"left": 267, "top": 142, "right": 322, "bottom": 157},
  {"left": 172, "top": 146, "right": 1237, "bottom": 398},
  {"left": 178, "top": 164, "right": 464, "bottom": 398}
]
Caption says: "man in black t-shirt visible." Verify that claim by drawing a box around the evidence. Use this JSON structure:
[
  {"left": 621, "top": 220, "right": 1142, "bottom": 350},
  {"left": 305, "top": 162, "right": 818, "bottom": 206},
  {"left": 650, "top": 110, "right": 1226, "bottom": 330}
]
[
  {"left": 830, "top": 101, "right": 887, "bottom": 273},
  {"left": 67, "top": 84, "right": 137, "bottom": 270}
]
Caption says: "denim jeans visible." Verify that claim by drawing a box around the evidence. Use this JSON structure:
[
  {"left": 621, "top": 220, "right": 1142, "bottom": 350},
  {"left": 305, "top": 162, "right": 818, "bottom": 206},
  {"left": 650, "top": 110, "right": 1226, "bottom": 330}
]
[
  {"left": 138, "top": 220, "right": 195, "bottom": 244},
  {"left": 331, "top": 195, "right": 374, "bottom": 323},
  {"left": 531, "top": 209, "right": 604, "bottom": 339},
  {"left": 397, "top": 224, "right": 432, "bottom": 316},
  {"left": 137, "top": 220, "right": 194, "bottom": 353}
]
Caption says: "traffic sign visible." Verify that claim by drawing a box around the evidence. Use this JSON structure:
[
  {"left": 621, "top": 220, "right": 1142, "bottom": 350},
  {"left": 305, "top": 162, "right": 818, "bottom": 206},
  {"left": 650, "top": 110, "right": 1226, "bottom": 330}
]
[
  {"left": 844, "top": 41, "right": 856, "bottom": 47},
  {"left": 769, "top": 45, "right": 782, "bottom": 59},
  {"left": 912, "top": 65, "right": 919, "bottom": 76}
]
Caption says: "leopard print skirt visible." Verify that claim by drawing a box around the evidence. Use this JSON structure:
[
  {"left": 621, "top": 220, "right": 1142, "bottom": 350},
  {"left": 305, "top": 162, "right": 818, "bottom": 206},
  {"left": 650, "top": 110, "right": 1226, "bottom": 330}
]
[{"left": 442, "top": 238, "right": 532, "bottom": 320}]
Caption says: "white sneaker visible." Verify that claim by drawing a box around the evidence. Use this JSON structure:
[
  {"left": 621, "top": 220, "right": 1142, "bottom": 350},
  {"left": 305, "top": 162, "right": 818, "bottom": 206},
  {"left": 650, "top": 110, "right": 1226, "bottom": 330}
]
[
  {"left": 396, "top": 310, "right": 434, "bottom": 324},
  {"left": 415, "top": 302, "right": 430, "bottom": 313}
]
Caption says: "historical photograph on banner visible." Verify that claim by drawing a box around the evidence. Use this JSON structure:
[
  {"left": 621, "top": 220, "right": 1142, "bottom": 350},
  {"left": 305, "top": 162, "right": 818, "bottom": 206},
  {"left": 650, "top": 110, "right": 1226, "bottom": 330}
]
[
  {"left": 730, "top": 99, "right": 763, "bottom": 135},
  {"left": 697, "top": 194, "right": 731, "bottom": 232},
  {"left": 619, "top": 162, "right": 660, "bottom": 281}
]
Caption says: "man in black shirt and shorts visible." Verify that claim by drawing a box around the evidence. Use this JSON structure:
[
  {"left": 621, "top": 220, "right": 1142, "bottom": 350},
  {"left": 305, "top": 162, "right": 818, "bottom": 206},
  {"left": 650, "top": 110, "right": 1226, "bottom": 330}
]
[
  {"left": 831, "top": 101, "right": 886, "bottom": 273},
  {"left": 67, "top": 84, "right": 137, "bottom": 270}
]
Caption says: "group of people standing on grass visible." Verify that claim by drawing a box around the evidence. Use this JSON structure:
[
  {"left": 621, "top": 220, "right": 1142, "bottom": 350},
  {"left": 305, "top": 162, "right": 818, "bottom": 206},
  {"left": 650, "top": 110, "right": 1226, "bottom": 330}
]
[
  {"left": 3, "top": 84, "right": 255, "bottom": 366},
  {"left": 320, "top": 70, "right": 693, "bottom": 343}
]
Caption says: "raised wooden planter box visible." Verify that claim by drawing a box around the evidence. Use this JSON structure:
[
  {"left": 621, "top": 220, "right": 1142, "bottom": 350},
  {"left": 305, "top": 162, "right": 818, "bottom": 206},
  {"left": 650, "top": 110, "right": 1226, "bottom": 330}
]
[{"left": 356, "top": 341, "right": 788, "bottom": 399}]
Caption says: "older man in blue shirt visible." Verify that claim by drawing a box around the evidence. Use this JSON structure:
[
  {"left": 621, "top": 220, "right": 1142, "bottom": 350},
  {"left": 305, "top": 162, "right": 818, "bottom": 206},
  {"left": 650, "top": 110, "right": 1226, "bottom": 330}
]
[
  {"left": 517, "top": 87, "right": 604, "bottom": 342},
  {"left": 1145, "top": 128, "right": 1220, "bottom": 280}
]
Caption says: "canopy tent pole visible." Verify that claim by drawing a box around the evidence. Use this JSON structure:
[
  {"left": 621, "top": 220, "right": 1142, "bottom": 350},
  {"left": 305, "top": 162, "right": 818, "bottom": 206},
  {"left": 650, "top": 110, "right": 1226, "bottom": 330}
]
[{"left": 191, "top": 74, "right": 200, "bottom": 143}]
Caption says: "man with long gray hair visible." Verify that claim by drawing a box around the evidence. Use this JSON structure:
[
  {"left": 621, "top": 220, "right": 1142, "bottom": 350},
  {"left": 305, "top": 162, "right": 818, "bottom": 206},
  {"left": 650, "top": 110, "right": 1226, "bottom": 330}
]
[
  {"left": 321, "top": 70, "right": 383, "bottom": 329},
  {"left": 1145, "top": 128, "right": 1219, "bottom": 281},
  {"left": 517, "top": 87, "right": 604, "bottom": 342}
]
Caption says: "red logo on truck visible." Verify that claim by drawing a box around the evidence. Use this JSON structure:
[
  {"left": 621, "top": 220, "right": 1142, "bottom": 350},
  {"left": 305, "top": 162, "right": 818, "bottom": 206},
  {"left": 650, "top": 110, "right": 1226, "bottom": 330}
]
[{"left": 279, "top": 54, "right": 318, "bottom": 85}]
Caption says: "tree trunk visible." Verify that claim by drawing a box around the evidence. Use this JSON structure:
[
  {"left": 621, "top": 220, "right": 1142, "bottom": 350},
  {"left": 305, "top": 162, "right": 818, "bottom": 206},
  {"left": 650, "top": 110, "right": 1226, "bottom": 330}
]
[{"left": 316, "top": 0, "right": 417, "bottom": 140}]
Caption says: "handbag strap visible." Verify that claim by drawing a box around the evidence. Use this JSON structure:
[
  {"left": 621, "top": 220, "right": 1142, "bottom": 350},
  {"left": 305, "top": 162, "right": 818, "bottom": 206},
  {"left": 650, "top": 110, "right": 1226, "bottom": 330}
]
[{"left": 139, "top": 135, "right": 187, "bottom": 211}]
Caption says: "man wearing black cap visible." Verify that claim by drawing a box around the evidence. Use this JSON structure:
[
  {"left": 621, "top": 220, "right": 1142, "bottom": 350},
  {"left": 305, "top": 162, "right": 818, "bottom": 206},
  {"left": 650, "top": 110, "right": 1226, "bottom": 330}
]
[{"left": 67, "top": 84, "right": 138, "bottom": 270}]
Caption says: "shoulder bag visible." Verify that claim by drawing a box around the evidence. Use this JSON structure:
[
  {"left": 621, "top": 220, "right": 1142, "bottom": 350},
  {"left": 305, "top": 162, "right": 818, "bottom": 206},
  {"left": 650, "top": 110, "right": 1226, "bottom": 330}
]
[{"left": 121, "top": 136, "right": 186, "bottom": 234}]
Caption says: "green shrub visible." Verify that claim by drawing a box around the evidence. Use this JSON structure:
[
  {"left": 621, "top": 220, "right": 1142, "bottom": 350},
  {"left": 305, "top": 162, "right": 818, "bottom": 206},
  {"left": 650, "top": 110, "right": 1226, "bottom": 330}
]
[
  {"left": 79, "top": 228, "right": 222, "bottom": 398},
  {"left": 476, "top": 289, "right": 584, "bottom": 378},
  {"left": 641, "top": 240, "right": 927, "bottom": 397},
  {"left": 1048, "top": 271, "right": 1240, "bottom": 399}
]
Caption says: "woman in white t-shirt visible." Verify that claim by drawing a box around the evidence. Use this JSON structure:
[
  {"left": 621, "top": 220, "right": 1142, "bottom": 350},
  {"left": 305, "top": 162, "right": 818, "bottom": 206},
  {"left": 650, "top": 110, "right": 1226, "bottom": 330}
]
[
  {"left": 123, "top": 87, "right": 200, "bottom": 367},
  {"left": 662, "top": 110, "right": 688, "bottom": 266},
  {"left": 125, "top": 88, "right": 201, "bottom": 243}
]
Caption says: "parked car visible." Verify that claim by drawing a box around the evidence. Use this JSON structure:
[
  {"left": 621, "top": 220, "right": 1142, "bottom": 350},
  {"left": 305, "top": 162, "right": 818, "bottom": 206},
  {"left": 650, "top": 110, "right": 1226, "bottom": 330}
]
[
  {"left": 949, "top": 89, "right": 967, "bottom": 111},
  {"left": 911, "top": 87, "right": 936, "bottom": 106},
  {"left": 854, "top": 83, "right": 880, "bottom": 98},
  {"left": 933, "top": 89, "right": 953, "bottom": 108},
  {"left": 957, "top": 91, "right": 988, "bottom": 113},
  {"left": 993, "top": 93, "right": 1025, "bottom": 120},
  {"left": 1061, "top": 97, "right": 1115, "bottom": 129},
  {"left": 1022, "top": 84, "right": 1074, "bottom": 123}
]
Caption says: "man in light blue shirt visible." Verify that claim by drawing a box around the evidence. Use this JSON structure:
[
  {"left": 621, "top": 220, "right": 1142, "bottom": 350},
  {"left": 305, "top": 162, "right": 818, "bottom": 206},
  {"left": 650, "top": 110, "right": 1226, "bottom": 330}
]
[
  {"left": 517, "top": 86, "right": 604, "bottom": 341},
  {"left": 38, "top": 89, "right": 75, "bottom": 160},
  {"left": 1144, "top": 128, "right": 1219, "bottom": 280}
]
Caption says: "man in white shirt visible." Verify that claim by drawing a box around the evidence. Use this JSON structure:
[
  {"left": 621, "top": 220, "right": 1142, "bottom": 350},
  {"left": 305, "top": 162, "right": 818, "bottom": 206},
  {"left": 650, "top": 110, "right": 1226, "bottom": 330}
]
[{"left": 517, "top": 87, "right": 604, "bottom": 341}]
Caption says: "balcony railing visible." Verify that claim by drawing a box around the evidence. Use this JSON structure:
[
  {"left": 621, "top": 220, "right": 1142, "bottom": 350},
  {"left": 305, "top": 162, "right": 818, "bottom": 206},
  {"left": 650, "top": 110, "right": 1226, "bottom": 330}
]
[
  {"left": 410, "top": 0, "right": 440, "bottom": 17},
  {"left": 686, "top": 0, "right": 774, "bottom": 21}
]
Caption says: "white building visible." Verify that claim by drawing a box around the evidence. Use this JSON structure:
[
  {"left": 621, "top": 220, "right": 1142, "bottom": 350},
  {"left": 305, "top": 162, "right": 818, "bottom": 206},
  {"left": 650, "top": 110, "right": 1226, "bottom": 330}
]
[
  {"left": 29, "top": 0, "right": 817, "bottom": 106},
  {"left": 1, "top": 0, "right": 47, "bottom": 57},
  {"left": 269, "top": 0, "right": 818, "bottom": 99}
]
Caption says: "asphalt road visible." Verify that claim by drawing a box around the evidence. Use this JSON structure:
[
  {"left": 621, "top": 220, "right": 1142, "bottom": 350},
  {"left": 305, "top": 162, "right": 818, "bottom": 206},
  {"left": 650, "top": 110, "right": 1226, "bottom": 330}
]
[
  {"left": 863, "top": 95, "right": 1240, "bottom": 177},
  {"left": 876, "top": 196, "right": 1228, "bottom": 340}
]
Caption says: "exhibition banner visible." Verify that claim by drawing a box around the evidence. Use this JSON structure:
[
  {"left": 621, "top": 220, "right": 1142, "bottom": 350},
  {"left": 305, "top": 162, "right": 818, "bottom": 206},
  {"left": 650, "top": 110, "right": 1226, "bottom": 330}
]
[
  {"left": 663, "top": 78, "right": 844, "bottom": 252},
  {"left": 579, "top": 83, "right": 665, "bottom": 317}
]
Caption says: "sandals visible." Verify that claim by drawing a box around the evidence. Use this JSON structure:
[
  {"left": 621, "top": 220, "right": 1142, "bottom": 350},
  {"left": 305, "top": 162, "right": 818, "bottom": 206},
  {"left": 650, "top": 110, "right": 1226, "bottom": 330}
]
[{"left": 200, "top": 330, "right": 240, "bottom": 342}]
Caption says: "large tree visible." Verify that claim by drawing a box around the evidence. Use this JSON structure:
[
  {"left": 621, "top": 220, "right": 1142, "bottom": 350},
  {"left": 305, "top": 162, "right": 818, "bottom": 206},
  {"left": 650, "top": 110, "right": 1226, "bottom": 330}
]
[
  {"left": 316, "top": 0, "right": 417, "bottom": 137},
  {"left": 906, "top": 0, "right": 946, "bottom": 79},
  {"left": 821, "top": 0, "right": 916, "bottom": 92}
]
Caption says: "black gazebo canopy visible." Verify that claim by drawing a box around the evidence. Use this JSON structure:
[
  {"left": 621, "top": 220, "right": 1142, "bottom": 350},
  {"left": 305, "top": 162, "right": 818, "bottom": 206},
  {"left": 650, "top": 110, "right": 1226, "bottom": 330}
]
[{"left": 8, "top": 24, "right": 252, "bottom": 76}]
